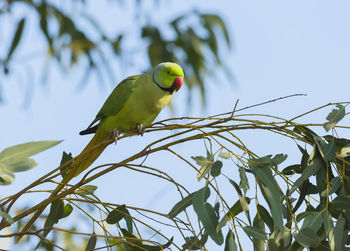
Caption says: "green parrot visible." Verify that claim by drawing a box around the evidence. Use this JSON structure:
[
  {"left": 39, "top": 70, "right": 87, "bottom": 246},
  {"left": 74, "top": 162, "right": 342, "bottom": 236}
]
[{"left": 18, "top": 62, "right": 184, "bottom": 237}]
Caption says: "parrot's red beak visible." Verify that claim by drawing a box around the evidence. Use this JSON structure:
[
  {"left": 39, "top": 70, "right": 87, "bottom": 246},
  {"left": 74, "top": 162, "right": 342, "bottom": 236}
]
[{"left": 171, "top": 76, "right": 184, "bottom": 93}]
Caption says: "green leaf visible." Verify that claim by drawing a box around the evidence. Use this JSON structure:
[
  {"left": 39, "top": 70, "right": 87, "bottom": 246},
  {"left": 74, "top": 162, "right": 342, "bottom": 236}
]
[
  {"left": 334, "top": 215, "right": 346, "bottom": 251},
  {"left": 62, "top": 203, "right": 73, "bottom": 218},
  {"left": 290, "top": 147, "right": 323, "bottom": 194},
  {"left": 0, "top": 210, "right": 13, "bottom": 224},
  {"left": 321, "top": 176, "right": 341, "bottom": 197},
  {"left": 210, "top": 161, "right": 223, "bottom": 177},
  {"left": 85, "top": 233, "right": 97, "bottom": 251},
  {"left": 322, "top": 211, "right": 335, "bottom": 250},
  {"left": 294, "top": 228, "right": 320, "bottom": 248},
  {"left": 228, "top": 179, "right": 250, "bottom": 223},
  {"left": 0, "top": 169, "right": 14, "bottom": 185},
  {"left": 43, "top": 199, "right": 65, "bottom": 237},
  {"left": 106, "top": 204, "right": 128, "bottom": 224},
  {"left": 219, "top": 152, "right": 232, "bottom": 159},
  {"left": 60, "top": 151, "right": 73, "bottom": 179},
  {"left": 5, "top": 18, "right": 26, "bottom": 63},
  {"left": 238, "top": 166, "right": 249, "bottom": 194},
  {"left": 250, "top": 161, "right": 283, "bottom": 230},
  {"left": 257, "top": 204, "right": 274, "bottom": 232},
  {"left": 300, "top": 212, "right": 322, "bottom": 232},
  {"left": 323, "top": 104, "right": 345, "bottom": 131},
  {"left": 217, "top": 197, "right": 251, "bottom": 232},
  {"left": 76, "top": 185, "right": 97, "bottom": 196},
  {"left": 168, "top": 188, "right": 210, "bottom": 219},
  {"left": 193, "top": 186, "right": 223, "bottom": 245},
  {"left": 4, "top": 158, "right": 37, "bottom": 173},
  {"left": 332, "top": 195, "right": 350, "bottom": 210},
  {"left": 253, "top": 212, "right": 266, "bottom": 250},
  {"left": 243, "top": 226, "right": 267, "bottom": 240},
  {"left": 314, "top": 136, "right": 336, "bottom": 162},
  {"left": 182, "top": 234, "right": 208, "bottom": 250},
  {"left": 192, "top": 155, "right": 214, "bottom": 181},
  {"left": 0, "top": 141, "right": 62, "bottom": 165},
  {"left": 224, "top": 230, "right": 237, "bottom": 251},
  {"left": 248, "top": 154, "right": 287, "bottom": 169},
  {"left": 123, "top": 208, "right": 133, "bottom": 233}
]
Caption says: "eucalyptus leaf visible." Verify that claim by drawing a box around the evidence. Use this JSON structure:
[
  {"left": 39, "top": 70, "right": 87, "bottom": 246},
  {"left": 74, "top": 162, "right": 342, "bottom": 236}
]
[{"left": 323, "top": 104, "right": 345, "bottom": 132}]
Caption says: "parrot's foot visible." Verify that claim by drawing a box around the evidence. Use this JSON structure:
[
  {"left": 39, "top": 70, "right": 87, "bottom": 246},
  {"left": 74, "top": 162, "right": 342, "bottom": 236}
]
[
  {"left": 136, "top": 124, "right": 144, "bottom": 136},
  {"left": 109, "top": 129, "right": 120, "bottom": 142}
]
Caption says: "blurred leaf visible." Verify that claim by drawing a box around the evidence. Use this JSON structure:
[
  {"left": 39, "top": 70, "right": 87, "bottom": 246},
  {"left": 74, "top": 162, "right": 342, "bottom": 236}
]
[
  {"left": 106, "top": 204, "right": 128, "bottom": 224},
  {"left": 5, "top": 18, "right": 26, "bottom": 63},
  {"left": 4, "top": 158, "right": 37, "bottom": 173},
  {"left": 0, "top": 209, "right": 13, "bottom": 224},
  {"left": 62, "top": 203, "right": 73, "bottom": 218},
  {"left": 210, "top": 160, "right": 223, "bottom": 177},
  {"left": 243, "top": 226, "right": 267, "bottom": 241},
  {"left": 43, "top": 199, "right": 65, "bottom": 237},
  {"left": 323, "top": 104, "right": 345, "bottom": 131},
  {"left": 219, "top": 152, "right": 232, "bottom": 159},
  {"left": 238, "top": 166, "right": 249, "bottom": 194},
  {"left": 224, "top": 230, "right": 237, "bottom": 251},
  {"left": 0, "top": 141, "right": 62, "bottom": 165},
  {"left": 60, "top": 151, "right": 73, "bottom": 179},
  {"left": 294, "top": 228, "right": 320, "bottom": 248},
  {"left": 193, "top": 186, "right": 223, "bottom": 245},
  {"left": 76, "top": 185, "right": 97, "bottom": 196},
  {"left": 168, "top": 187, "right": 210, "bottom": 219},
  {"left": 85, "top": 233, "right": 97, "bottom": 251}
]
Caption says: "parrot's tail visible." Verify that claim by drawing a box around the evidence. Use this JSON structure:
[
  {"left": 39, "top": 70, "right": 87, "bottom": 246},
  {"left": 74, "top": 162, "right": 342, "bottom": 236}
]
[{"left": 70, "top": 128, "right": 111, "bottom": 178}]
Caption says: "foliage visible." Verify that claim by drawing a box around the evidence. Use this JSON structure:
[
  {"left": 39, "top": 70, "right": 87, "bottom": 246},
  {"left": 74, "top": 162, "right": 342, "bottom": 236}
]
[
  {"left": 0, "top": 0, "right": 231, "bottom": 104},
  {"left": 1, "top": 98, "right": 350, "bottom": 250}
]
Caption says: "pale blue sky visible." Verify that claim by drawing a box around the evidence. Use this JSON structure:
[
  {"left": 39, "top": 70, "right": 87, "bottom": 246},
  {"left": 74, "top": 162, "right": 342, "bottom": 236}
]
[{"left": 1, "top": 0, "right": 350, "bottom": 249}]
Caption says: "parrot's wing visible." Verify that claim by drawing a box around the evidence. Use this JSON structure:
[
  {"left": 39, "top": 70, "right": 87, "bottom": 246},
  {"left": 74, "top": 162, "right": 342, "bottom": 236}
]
[{"left": 87, "top": 75, "right": 141, "bottom": 128}]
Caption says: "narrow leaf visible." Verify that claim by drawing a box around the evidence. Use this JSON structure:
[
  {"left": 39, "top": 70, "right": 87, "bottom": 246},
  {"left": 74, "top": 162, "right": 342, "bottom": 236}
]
[
  {"left": 0, "top": 210, "right": 13, "bottom": 224},
  {"left": 334, "top": 215, "right": 346, "bottom": 251},
  {"left": 168, "top": 188, "right": 210, "bottom": 219},
  {"left": 294, "top": 228, "right": 320, "bottom": 248},
  {"left": 224, "top": 230, "right": 237, "bottom": 251},
  {"left": 85, "top": 233, "right": 97, "bottom": 251},
  {"left": 243, "top": 226, "right": 267, "bottom": 240},
  {"left": 106, "top": 205, "right": 128, "bottom": 224},
  {"left": 76, "top": 185, "right": 97, "bottom": 196},
  {"left": 6, "top": 18, "right": 26, "bottom": 62},
  {"left": 332, "top": 195, "right": 350, "bottom": 210},
  {"left": 257, "top": 204, "right": 274, "bottom": 232},
  {"left": 193, "top": 187, "right": 223, "bottom": 245}
]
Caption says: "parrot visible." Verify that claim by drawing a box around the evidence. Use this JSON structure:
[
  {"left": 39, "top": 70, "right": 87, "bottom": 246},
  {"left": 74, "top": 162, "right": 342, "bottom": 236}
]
[{"left": 17, "top": 62, "right": 184, "bottom": 238}]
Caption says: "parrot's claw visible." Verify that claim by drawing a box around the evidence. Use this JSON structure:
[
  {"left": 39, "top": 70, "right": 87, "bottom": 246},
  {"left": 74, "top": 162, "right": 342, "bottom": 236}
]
[
  {"left": 109, "top": 129, "right": 120, "bottom": 143},
  {"left": 136, "top": 124, "right": 144, "bottom": 136}
]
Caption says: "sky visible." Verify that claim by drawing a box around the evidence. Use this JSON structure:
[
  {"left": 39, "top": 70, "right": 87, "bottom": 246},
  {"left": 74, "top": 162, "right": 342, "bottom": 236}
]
[{"left": 1, "top": 0, "right": 350, "bottom": 250}]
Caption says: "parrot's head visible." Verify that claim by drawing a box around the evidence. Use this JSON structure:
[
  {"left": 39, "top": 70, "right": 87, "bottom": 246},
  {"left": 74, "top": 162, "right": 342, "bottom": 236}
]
[{"left": 152, "top": 62, "right": 184, "bottom": 94}]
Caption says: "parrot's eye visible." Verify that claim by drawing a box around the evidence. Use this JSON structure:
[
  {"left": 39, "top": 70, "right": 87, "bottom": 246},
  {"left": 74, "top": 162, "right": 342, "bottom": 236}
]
[{"left": 166, "top": 71, "right": 170, "bottom": 75}]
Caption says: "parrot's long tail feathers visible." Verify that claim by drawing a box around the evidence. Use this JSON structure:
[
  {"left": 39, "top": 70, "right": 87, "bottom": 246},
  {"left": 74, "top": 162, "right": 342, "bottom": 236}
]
[
  {"left": 79, "top": 124, "right": 99, "bottom": 135},
  {"left": 70, "top": 128, "right": 111, "bottom": 178}
]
